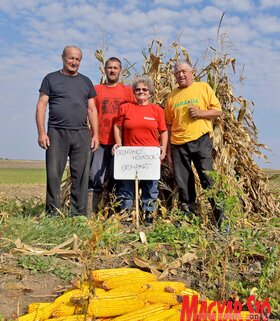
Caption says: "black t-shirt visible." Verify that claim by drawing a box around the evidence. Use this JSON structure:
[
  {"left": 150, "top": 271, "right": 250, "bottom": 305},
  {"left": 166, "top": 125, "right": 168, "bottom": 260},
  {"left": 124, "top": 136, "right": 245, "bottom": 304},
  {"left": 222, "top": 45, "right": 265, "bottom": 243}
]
[{"left": 39, "top": 71, "right": 96, "bottom": 129}]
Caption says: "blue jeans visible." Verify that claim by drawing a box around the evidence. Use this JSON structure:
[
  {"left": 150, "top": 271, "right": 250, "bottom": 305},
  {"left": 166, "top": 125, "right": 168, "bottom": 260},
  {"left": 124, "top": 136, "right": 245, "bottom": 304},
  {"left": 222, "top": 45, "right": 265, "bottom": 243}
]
[{"left": 117, "top": 180, "right": 159, "bottom": 212}]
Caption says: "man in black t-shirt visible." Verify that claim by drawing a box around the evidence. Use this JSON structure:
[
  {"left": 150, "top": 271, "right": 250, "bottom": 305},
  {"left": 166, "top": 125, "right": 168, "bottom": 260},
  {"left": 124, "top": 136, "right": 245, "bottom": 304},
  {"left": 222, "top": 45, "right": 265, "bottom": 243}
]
[{"left": 35, "top": 45, "right": 99, "bottom": 216}]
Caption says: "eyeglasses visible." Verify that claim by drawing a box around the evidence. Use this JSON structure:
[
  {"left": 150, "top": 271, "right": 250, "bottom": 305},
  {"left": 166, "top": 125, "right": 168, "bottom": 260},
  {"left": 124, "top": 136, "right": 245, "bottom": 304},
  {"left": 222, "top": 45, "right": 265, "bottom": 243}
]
[{"left": 135, "top": 87, "right": 149, "bottom": 92}]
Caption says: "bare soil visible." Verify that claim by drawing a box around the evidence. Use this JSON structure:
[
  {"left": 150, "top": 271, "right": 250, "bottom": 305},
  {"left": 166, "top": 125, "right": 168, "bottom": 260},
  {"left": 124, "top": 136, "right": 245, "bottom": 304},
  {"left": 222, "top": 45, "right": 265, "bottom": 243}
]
[
  {"left": 0, "top": 160, "right": 69, "bottom": 319},
  {"left": 0, "top": 254, "right": 72, "bottom": 319},
  {"left": 0, "top": 159, "right": 46, "bottom": 200},
  {"left": 0, "top": 160, "right": 45, "bottom": 169}
]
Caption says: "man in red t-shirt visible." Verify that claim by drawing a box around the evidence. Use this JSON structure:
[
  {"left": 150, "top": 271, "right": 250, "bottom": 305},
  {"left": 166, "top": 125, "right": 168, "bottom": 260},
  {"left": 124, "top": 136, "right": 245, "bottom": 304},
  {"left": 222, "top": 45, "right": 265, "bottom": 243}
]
[{"left": 88, "top": 57, "right": 134, "bottom": 214}]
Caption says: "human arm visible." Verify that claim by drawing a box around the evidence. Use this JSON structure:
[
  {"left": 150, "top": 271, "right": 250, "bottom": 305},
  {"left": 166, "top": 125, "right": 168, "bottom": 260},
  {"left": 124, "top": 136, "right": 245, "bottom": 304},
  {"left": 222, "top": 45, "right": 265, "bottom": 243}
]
[
  {"left": 112, "top": 124, "right": 123, "bottom": 155},
  {"left": 35, "top": 93, "right": 50, "bottom": 149},
  {"left": 87, "top": 97, "right": 99, "bottom": 151},
  {"left": 159, "top": 130, "right": 168, "bottom": 160},
  {"left": 189, "top": 106, "right": 222, "bottom": 119},
  {"left": 189, "top": 83, "right": 222, "bottom": 119}
]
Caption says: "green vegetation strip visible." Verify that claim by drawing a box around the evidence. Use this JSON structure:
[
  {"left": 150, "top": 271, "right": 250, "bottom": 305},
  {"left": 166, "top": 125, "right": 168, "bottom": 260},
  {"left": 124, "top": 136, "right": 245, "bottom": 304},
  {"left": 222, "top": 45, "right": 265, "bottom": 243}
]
[{"left": 0, "top": 168, "right": 45, "bottom": 184}]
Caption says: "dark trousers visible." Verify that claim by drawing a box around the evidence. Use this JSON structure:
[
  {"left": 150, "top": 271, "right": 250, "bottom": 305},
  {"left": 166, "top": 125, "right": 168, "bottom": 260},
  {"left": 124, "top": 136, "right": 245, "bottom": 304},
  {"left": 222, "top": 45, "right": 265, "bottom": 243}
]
[
  {"left": 46, "top": 127, "right": 91, "bottom": 216},
  {"left": 171, "top": 133, "right": 213, "bottom": 205},
  {"left": 88, "top": 144, "right": 115, "bottom": 192}
]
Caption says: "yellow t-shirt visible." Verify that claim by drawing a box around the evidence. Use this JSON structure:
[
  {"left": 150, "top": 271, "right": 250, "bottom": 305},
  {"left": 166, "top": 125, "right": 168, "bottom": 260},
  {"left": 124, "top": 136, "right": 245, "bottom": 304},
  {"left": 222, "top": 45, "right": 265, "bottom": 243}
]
[{"left": 165, "top": 82, "right": 221, "bottom": 145}]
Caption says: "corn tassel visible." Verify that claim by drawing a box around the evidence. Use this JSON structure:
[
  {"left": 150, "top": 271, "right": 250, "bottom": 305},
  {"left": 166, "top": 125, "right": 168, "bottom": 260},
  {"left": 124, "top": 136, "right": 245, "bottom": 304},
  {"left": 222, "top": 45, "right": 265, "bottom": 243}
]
[
  {"left": 87, "top": 297, "right": 145, "bottom": 317},
  {"left": 17, "top": 302, "right": 61, "bottom": 321},
  {"left": 145, "top": 281, "right": 187, "bottom": 293},
  {"left": 112, "top": 303, "right": 169, "bottom": 321},
  {"left": 27, "top": 303, "right": 51, "bottom": 313},
  {"left": 139, "top": 291, "right": 181, "bottom": 305},
  {"left": 102, "top": 272, "right": 157, "bottom": 290},
  {"left": 91, "top": 268, "right": 144, "bottom": 282}
]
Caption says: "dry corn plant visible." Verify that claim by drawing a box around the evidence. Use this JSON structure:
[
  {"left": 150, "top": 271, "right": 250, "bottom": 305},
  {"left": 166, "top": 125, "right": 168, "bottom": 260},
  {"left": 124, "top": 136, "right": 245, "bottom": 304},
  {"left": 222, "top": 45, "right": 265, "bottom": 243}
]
[
  {"left": 61, "top": 37, "right": 279, "bottom": 222},
  {"left": 138, "top": 37, "right": 279, "bottom": 221}
]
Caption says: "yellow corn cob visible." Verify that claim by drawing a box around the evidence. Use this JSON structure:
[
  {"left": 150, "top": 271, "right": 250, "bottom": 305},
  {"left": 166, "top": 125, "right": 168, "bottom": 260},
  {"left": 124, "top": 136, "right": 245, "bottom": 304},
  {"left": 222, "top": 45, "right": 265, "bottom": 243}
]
[
  {"left": 108, "top": 284, "right": 147, "bottom": 295},
  {"left": 142, "top": 307, "right": 179, "bottom": 321},
  {"left": 102, "top": 271, "right": 157, "bottom": 290},
  {"left": 51, "top": 302, "right": 76, "bottom": 318},
  {"left": 166, "top": 312, "right": 181, "bottom": 321},
  {"left": 17, "top": 302, "right": 61, "bottom": 321},
  {"left": 92, "top": 291, "right": 137, "bottom": 300},
  {"left": 87, "top": 297, "right": 145, "bottom": 317},
  {"left": 139, "top": 291, "right": 181, "bottom": 305},
  {"left": 112, "top": 303, "right": 170, "bottom": 321},
  {"left": 28, "top": 303, "right": 51, "bottom": 313},
  {"left": 91, "top": 268, "right": 144, "bottom": 282},
  {"left": 46, "top": 316, "right": 93, "bottom": 321},
  {"left": 145, "top": 281, "right": 187, "bottom": 293},
  {"left": 236, "top": 311, "right": 257, "bottom": 321},
  {"left": 72, "top": 280, "right": 105, "bottom": 294},
  {"left": 54, "top": 289, "right": 88, "bottom": 304},
  {"left": 70, "top": 287, "right": 108, "bottom": 305},
  {"left": 180, "top": 288, "right": 200, "bottom": 299}
]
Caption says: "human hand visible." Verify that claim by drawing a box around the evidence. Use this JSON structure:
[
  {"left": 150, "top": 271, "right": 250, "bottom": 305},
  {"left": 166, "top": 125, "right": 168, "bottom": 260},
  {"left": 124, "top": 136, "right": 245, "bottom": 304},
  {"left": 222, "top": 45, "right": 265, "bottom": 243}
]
[
  {"left": 189, "top": 105, "right": 201, "bottom": 118},
  {"left": 112, "top": 144, "right": 122, "bottom": 155},
  {"left": 38, "top": 133, "right": 50, "bottom": 150},
  {"left": 160, "top": 146, "right": 166, "bottom": 160},
  {"left": 91, "top": 136, "right": 100, "bottom": 151}
]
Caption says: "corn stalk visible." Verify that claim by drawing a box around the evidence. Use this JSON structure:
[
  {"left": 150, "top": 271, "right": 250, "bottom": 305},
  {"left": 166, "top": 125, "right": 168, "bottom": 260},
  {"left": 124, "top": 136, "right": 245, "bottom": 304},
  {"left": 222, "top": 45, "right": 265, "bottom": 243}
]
[{"left": 61, "top": 38, "right": 279, "bottom": 218}]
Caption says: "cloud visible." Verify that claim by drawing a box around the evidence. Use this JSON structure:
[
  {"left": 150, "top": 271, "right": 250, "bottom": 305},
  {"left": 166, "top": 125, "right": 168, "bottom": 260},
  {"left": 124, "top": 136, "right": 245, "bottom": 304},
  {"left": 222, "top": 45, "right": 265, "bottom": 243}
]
[
  {"left": 260, "top": 0, "right": 280, "bottom": 8},
  {"left": 0, "top": 0, "right": 280, "bottom": 167},
  {"left": 250, "top": 14, "right": 280, "bottom": 34},
  {"left": 210, "top": 0, "right": 255, "bottom": 12}
]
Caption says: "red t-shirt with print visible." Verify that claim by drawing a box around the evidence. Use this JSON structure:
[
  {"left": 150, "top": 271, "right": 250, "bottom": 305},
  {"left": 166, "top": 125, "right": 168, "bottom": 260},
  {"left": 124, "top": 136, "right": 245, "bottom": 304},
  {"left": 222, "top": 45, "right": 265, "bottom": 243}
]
[
  {"left": 94, "top": 83, "right": 134, "bottom": 145},
  {"left": 115, "top": 103, "right": 167, "bottom": 146}
]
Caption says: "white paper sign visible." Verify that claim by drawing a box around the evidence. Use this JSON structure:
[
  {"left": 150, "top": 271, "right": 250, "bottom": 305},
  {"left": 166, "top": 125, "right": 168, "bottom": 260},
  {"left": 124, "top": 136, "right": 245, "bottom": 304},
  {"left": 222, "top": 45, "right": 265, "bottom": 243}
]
[{"left": 114, "top": 146, "right": 161, "bottom": 180}]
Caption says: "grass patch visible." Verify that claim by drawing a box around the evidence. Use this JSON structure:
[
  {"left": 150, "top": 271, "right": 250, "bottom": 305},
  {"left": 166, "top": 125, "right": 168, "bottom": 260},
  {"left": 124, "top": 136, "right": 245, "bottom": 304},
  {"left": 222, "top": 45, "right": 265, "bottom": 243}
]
[
  {"left": 0, "top": 196, "right": 279, "bottom": 318},
  {"left": 0, "top": 198, "right": 91, "bottom": 253},
  {"left": 16, "top": 255, "right": 76, "bottom": 281},
  {"left": 0, "top": 168, "right": 45, "bottom": 184}
]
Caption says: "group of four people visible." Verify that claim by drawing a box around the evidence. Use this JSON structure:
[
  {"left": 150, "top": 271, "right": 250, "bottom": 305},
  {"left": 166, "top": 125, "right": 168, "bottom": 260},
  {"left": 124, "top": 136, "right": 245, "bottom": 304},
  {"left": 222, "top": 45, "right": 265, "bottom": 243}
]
[{"left": 36, "top": 45, "right": 224, "bottom": 228}]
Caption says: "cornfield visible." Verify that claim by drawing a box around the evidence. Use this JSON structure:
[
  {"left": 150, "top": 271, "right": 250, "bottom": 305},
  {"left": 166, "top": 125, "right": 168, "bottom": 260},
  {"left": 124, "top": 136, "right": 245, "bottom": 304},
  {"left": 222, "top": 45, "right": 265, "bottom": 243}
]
[{"left": 61, "top": 37, "right": 279, "bottom": 220}]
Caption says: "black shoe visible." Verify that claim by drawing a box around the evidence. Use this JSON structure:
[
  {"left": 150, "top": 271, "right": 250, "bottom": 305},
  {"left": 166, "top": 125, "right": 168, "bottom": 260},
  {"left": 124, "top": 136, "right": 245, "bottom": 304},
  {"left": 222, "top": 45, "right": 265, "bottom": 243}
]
[
  {"left": 214, "top": 208, "right": 230, "bottom": 234},
  {"left": 143, "top": 211, "right": 154, "bottom": 226},
  {"left": 181, "top": 203, "right": 197, "bottom": 215}
]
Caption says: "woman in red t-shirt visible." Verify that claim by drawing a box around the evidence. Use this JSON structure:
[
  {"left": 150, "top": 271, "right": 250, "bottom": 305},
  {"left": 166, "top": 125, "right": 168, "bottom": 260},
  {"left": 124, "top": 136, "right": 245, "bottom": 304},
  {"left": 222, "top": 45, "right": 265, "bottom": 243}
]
[{"left": 113, "top": 75, "right": 168, "bottom": 225}]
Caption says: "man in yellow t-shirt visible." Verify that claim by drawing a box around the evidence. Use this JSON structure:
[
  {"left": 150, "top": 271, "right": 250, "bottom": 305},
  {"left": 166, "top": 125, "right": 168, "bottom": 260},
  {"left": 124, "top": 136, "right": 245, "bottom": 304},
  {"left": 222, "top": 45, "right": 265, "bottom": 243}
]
[{"left": 165, "top": 59, "right": 226, "bottom": 229}]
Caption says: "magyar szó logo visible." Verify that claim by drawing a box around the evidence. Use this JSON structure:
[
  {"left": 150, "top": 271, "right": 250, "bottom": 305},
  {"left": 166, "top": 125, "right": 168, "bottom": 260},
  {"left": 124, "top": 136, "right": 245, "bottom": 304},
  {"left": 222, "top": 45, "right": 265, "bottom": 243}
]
[{"left": 180, "top": 295, "right": 271, "bottom": 321}]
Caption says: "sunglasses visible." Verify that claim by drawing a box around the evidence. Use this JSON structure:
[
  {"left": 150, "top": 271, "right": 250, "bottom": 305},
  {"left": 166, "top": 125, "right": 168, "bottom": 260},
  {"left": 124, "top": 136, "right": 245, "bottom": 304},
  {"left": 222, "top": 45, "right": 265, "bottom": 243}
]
[{"left": 135, "top": 87, "right": 149, "bottom": 92}]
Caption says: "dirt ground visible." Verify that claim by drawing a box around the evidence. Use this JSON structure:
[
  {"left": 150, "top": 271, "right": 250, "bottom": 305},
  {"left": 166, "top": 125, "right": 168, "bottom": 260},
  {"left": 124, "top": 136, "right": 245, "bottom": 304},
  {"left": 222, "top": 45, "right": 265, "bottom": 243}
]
[
  {"left": 0, "top": 159, "right": 46, "bottom": 200},
  {"left": 0, "top": 254, "right": 73, "bottom": 319},
  {"left": 0, "top": 160, "right": 70, "bottom": 319}
]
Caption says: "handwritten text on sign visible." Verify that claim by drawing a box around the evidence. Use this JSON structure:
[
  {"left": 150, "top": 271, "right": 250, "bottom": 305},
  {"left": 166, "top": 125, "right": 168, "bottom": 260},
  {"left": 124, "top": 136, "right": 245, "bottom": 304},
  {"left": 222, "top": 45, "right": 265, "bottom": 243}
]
[{"left": 114, "top": 146, "right": 161, "bottom": 180}]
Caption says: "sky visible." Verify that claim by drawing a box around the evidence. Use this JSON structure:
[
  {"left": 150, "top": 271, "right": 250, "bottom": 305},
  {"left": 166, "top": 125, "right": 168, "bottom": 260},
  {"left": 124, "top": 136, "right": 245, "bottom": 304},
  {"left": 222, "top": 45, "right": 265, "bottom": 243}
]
[{"left": 0, "top": 0, "right": 279, "bottom": 169}]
